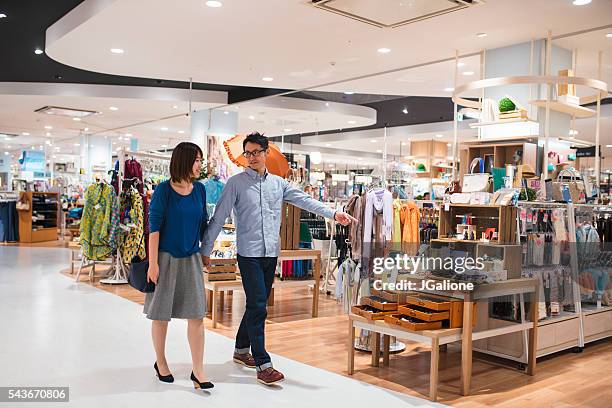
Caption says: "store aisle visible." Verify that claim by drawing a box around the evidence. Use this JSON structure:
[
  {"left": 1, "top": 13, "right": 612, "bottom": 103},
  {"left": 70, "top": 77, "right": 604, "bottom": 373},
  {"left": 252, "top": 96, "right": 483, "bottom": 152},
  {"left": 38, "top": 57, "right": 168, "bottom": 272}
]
[{"left": 0, "top": 247, "right": 445, "bottom": 408}]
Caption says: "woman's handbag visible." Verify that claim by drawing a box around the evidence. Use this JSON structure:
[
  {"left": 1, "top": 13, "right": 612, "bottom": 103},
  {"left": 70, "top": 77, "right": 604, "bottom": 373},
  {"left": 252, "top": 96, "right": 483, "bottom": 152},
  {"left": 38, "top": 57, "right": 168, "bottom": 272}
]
[
  {"left": 552, "top": 169, "right": 585, "bottom": 203},
  {"left": 462, "top": 158, "right": 491, "bottom": 193},
  {"left": 128, "top": 257, "right": 155, "bottom": 293}
]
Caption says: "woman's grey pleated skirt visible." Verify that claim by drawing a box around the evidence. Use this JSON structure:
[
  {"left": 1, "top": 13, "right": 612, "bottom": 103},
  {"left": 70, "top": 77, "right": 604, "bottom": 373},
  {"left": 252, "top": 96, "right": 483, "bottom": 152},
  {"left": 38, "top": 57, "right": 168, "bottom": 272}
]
[{"left": 143, "top": 252, "right": 206, "bottom": 321}]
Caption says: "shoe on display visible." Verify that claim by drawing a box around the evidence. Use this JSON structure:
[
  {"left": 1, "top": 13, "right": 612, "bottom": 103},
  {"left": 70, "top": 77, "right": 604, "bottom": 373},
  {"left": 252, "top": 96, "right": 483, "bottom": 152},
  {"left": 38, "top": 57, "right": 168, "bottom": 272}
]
[
  {"left": 257, "top": 367, "right": 285, "bottom": 386},
  {"left": 233, "top": 352, "right": 256, "bottom": 368}
]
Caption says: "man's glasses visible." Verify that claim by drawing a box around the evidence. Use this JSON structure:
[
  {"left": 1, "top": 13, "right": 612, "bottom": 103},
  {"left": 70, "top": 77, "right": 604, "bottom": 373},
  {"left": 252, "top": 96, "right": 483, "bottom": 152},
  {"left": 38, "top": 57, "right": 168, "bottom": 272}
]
[{"left": 242, "top": 149, "right": 266, "bottom": 158}]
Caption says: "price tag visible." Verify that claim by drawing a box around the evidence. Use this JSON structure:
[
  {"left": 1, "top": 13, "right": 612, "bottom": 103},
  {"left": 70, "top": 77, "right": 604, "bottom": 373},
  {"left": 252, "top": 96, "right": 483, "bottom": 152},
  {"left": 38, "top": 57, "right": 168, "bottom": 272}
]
[
  {"left": 444, "top": 202, "right": 450, "bottom": 211},
  {"left": 543, "top": 213, "right": 549, "bottom": 222},
  {"left": 94, "top": 204, "right": 101, "bottom": 210}
]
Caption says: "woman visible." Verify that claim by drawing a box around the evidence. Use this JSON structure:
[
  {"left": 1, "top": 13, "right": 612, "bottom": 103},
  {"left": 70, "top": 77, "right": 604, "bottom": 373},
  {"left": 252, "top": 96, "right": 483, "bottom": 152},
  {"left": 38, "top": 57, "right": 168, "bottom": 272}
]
[{"left": 144, "top": 142, "right": 213, "bottom": 390}]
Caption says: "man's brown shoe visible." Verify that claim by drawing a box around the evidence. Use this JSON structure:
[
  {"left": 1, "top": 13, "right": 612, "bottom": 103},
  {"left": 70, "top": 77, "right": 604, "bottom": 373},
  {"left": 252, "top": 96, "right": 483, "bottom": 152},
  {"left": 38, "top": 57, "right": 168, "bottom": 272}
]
[
  {"left": 257, "top": 367, "right": 285, "bottom": 385},
  {"left": 233, "top": 352, "right": 256, "bottom": 368}
]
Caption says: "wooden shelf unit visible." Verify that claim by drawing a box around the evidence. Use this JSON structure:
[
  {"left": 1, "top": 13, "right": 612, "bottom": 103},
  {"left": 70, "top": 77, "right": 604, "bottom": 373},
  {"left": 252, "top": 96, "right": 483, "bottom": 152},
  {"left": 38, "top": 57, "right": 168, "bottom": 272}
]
[
  {"left": 460, "top": 140, "right": 538, "bottom": 178},
  {"left": 18, "top": 192, "right": 59, "bottom": 243},
  {"left": 438, "top": 204, "right": 517, "bottom": 244}
]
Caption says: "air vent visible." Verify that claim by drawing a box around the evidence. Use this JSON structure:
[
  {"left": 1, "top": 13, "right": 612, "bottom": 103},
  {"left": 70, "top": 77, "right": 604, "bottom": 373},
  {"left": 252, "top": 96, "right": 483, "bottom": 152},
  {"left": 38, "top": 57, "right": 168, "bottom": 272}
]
[
  {"left": 35, "top": 106, "right": 98, "bottom": 118},
  {"left": 310, "top": 0, "right": 485, "bottom": 28}
]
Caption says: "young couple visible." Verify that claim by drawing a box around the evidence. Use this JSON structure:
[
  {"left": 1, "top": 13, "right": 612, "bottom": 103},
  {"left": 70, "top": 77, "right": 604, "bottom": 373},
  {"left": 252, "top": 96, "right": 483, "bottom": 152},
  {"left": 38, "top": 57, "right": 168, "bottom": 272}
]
[{"left": 144, "top": 133, "right": 356, "bottom": 389}]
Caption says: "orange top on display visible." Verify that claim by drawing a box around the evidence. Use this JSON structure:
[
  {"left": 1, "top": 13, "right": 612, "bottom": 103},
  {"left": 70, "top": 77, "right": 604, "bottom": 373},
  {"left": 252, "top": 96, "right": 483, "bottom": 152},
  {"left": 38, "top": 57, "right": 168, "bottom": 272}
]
[{"left": 223, "top": 134, "right": 290, "bottom": 178}]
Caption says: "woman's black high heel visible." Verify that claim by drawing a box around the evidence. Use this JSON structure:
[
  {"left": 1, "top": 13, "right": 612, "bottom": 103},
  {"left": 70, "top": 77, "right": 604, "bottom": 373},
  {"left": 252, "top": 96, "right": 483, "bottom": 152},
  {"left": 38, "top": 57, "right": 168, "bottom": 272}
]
[
  {"left": 154, "top": 362, "right": 174, "bottom": 383},
  {"left": 191, "top": 371, "right": 214, "bottom": 389}
]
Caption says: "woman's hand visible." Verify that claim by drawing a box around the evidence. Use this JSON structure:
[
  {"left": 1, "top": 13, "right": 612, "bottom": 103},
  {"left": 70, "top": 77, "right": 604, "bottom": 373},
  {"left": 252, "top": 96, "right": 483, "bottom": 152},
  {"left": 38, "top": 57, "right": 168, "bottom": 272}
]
[{"left": 147, "top": 262, "right": 159, "bottom": 284}]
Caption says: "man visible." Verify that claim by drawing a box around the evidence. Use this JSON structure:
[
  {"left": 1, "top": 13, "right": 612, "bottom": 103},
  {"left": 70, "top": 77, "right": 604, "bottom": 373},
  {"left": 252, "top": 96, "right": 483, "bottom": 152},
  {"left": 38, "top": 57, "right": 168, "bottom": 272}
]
[{"left": 201, "top": 132, "right": 356, "bottom": 386}]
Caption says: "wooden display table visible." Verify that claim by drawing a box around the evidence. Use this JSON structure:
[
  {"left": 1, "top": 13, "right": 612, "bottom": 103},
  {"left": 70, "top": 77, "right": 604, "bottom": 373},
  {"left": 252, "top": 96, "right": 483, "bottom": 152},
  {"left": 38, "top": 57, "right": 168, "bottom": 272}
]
[
  {"left": 205, "top": 249, "right": 322, "bottom": 328},
  {"left": 347, "top": 277, "right": 539, "bottom": 401}
]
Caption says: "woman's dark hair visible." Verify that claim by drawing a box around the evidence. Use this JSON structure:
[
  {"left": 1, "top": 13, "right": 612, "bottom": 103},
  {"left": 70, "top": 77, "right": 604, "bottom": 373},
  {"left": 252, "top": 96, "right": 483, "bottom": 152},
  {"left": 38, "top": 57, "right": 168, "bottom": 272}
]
[
  {"left": 243, "top": 132, "right": 269, "bottom": 151},
  {"left": 169, "top": 142, "right": 203, "bottom": 182}
]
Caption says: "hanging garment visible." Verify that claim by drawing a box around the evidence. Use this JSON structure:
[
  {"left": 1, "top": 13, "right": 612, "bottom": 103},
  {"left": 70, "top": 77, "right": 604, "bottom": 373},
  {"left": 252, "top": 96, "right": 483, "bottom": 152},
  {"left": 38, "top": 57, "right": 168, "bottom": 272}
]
[
  {"left": 362, "top": 188, "right": 393, "bottom": 243},
  {"left": 80, "top": 183, "right": 120, "bottom": 261},
  {"left": 400, "top": 201, "right": 420, "bottom": 254},
  {"left": 345, "top": 194, "right": 363, "bottom": 260},
  {"left": 392, "top": 199, "right": 402, "bottom": 243},
  {"left": 0, "top": 201, "right": 19, "bottom": 242},
  {"left": 203, "top": 177, "right": 225, "bottom": 205},
  {"left": 124, "top": 159, "right": 144, "bottom": 194},
  {"left": 119, "top": 189, "right": 146, "bottom": 263}
]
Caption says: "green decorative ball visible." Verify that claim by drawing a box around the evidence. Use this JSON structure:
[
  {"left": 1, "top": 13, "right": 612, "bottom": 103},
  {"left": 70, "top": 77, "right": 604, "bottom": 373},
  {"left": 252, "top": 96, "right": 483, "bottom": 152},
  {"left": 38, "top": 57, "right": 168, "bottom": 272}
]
[{"left": 499, "top": 97, "right": 516, "bottom": 112}]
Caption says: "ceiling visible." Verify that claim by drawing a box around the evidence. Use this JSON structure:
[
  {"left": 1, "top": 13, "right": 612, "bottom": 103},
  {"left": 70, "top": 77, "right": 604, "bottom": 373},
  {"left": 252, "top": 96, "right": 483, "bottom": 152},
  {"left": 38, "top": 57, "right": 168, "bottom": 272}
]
[{"left": 45, "top": 0, "right": 612, "bottom": 95}]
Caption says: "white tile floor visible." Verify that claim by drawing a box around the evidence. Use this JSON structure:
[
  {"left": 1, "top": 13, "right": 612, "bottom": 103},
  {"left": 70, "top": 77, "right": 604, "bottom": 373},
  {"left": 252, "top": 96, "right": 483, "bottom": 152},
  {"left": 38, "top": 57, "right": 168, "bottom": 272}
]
[{"left": 0, "top": 246, "right": 446, "bottom": 407}]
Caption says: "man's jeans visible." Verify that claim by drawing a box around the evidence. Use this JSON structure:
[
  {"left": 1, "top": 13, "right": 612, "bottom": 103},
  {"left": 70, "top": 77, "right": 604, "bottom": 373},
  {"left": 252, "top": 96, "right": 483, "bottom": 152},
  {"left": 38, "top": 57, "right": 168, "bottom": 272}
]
[{"left": 235, "top": 255, "right": 277, "bottom": 371}]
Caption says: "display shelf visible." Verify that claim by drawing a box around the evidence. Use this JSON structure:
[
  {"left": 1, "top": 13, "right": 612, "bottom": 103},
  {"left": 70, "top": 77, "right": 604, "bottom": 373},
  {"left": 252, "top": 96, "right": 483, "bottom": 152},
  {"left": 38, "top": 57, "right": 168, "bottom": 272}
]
[
  {"left": 469, "top": 117, "right": 538, "bottom": 128},
  {"left": 537, "top": 311, "right": 579, "bottom": 327},
  {"left": 529, "top": 99, "right": 596, "bottom": 118},
  {"left": 581, "top": 305, "right": 612, "bottom": 316},
  {"left": 18, "top": 192, "right": 59, "bottom": 243}
]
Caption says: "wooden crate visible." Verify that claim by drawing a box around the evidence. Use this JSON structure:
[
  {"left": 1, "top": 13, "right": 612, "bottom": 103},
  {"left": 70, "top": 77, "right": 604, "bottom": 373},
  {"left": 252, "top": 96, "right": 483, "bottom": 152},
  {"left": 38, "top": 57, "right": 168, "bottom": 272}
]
[
  {"left": 404, "top": 293, "right": 477, "bottom": 328},
  {"left": 205, "top": 272, "right": 237, "bottom": 281},
  {"left": 384, "top": 314, "right": 443, "bottom": 331},
  {"left": 362, "top": 296, "right": 399, "bottom": 311},
  {"left": 351, "top": 305, "right": 396, "bottom": 320},
  {"left": 398, "top": 305, "right": 450, "bottom": 322}
]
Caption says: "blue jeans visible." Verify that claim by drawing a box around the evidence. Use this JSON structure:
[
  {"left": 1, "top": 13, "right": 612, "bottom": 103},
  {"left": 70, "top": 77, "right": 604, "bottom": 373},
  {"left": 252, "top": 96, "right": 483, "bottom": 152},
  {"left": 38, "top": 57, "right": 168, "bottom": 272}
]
[{"left": 235, "top": 255, "right": 277, "bottom": 371}]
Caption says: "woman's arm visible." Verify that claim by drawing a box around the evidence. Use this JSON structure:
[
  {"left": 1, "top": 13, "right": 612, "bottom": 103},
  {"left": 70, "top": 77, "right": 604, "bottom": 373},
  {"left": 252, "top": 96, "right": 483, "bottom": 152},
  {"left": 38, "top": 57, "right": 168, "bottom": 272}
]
[{"left": 147, "top": 232, "right": 160, "bottom": 283}]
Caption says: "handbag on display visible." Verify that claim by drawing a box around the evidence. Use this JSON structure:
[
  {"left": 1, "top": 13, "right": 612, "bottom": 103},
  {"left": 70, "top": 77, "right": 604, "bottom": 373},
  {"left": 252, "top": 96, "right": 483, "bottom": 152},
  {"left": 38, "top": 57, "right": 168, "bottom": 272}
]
[
  {"left": 552, "top": 169, "right": 585, "bottom": 203},
  {"left": 445, "top": 179, "right": 462, "bottom": 195},
  {"left": 462, "top": 158, "right": 491, "bottom": 193},
  {"left": 128, "top": 257, "right": 155, "bottom": 293},
  {"left": 16, "top": 197, "right": 30, "bottom": 211}
]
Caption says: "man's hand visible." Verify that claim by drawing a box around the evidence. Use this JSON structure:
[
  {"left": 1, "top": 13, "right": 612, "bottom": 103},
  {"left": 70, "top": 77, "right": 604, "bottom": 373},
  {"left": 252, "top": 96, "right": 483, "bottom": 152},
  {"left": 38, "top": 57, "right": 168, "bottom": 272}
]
[
  {"left": 334, "top": 211, "right": 358, "bottom": 226},
  {"left": 201, "top": 255, "right": 211, "bottom": 270}
]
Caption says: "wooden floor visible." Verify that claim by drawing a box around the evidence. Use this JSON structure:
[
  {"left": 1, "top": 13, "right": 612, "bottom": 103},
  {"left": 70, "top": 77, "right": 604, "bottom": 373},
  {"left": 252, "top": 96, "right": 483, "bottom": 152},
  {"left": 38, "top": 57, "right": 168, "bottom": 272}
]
[{"left": 55, "top": 256, "right": 612, "bottom": 408}]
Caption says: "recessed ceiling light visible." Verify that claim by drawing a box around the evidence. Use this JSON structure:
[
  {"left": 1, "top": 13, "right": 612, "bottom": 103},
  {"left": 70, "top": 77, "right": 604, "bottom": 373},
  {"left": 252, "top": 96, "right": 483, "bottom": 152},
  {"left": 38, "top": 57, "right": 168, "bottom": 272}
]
[
  {"left": 3, "top": 151, "right": 8, "bottom": 156},
  {"left": 84, "top": 127, "right": 89, "bottom": 131},
  {"left": 172, "top": 105, "right": 179, "bottom": 109},
  {"left": 262, "top": 77, "right": 274, "bottom": 82},
  {"left": 377, "top": 47, "right": 391, "bottom": 54},
  {"left": 248, "top": 115, "right": 255, "bottom": 120},
  {"left": 110, "top": 48, "right": 124, "bottom": 54},
  {"left": 46, "top": 132, "right": 51, "bottom": 137},
  {"left": 118, "top": 136, "right": 123, "bottom": 141},
  {"left": 606, "top": 145, "right": 612, "bottom": 148},
  {"left": 45, "top": 140, "right": 52, "bottom": 146},
  {"left": 22, "top": 132, "right": 30, "bottom": 136},
  {"left": 72, "top": 117, "right": 81, "bottom": 121},
  {"left": 476, "top": 32, "right": 487, "bottom": 38},
  {"left": 44, "top": 125, "right": 52, "bottom": 130},
  {"left": 606, "top": 33, "right": 612, "bottom": 38},
  {"left": 178, "top": 130, "right": 185, "bottom": 134},
  {"left": 161, "top": 144, "right": 168, "bottom": 148},
  {"left": 112, "top": 142, "right": 116, "bottom": 145},
  {"left": 325, "top": 144, "right": 331, "bottom": 147},
  {"left": 376, "top": 150, "right": 382, "bottom": 153},
  {"left": 572, "top": 0, "right": 591, "bottom": 5},
  {"left": 462, "top": 71, "right": 475, "bottom": 76},
  {"left": 109, "top": 106, "right": 118, "bottom": 111},
  {"left": 205, "top": 0, "right": 223, "bottom": 7},
  {"left": 0, "top": 13, "right": 7, "bottom": 18},
  {"left": 447, "top": 143, "right": 452, "bottom": 147},
  {"left": 457, "top": 62, "right": 465, "bottom": 67},
  {"left": 401, "top": 142, "right": 407, "bottom": 146},
  {"left": 569, "top": 129, "right": 579, "bottom": 136},
  {"left": 444, "top": 87, "right": 454, "bottom": 92},
  {"left": 370, "top": 139, "right": 377, "bottom": 143},
  {"left": 223, "top": 111, "right": 229, "bottom": 115},
  {"left": 344, "top": 91, "right": 355, "bottom": 95},
  {"left": 283, "top": 128, "right": 292, "bottom": 132},
  {"left": 402, "top": 108, "right": 408, "bottom": 114},
  {"left": 435, "top": 134, "right": 443, "bottom": 138},
  {"left": 124, "top": 133, "right": 132, "bottom": 137},
  {"left": 347, "top": 120, "right": 357, "bottom": 125},
  {"left": 325, "top": 102, "right": 330, "bottom": 107},
  {"left": 34, "top": 48, "right": 43, "bottom": 55},
  {"left": 74, "top": 143, "right": 80, "bottom": 146},
  {"left": 358, "top": 157, "right": 363, "bottom": 161},
  {"left": 161, "top": 127, "right": 168, "bottom": 131},
  {"left": 31, "top": 146, "right": 35, "bottom": 150},
  {"left": 52, "top": 155, "right": 57, "bottom": 159}
]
